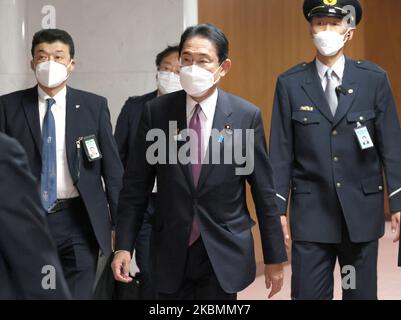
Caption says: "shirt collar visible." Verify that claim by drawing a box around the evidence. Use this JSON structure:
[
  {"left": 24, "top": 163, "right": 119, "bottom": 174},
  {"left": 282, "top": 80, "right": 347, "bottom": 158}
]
[
  {"left": 38, "top": 85, "right": 67, "bottom": 105},
  {"left": 316, "top": 55, "right": 345, "bottom": 81},
  {"left": 186, "top": 89, "right": 219, "bottom": 121}
]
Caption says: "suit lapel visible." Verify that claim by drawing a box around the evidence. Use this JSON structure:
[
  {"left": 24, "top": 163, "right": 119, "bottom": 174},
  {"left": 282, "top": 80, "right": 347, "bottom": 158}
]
[
  {"left": 332, "top": 58, "right": 359, "bottom": 127},
  {"left": 197, "top": 89, "right": 232, "bottom": 191},
  {"left": 301, "top": 61, "right": 334, "bottom": 123},
  {"left": 65, "top": 87, "right": 82, "bottom": 183},
  {"left": 22, "top": 86, "right": 42, "bottom": 156},
  {"left": 131, "top": 91, "right": 158, "bottom": 142},
  {"left": 171, "top": 91, "right": 195, "bottom": 191}
]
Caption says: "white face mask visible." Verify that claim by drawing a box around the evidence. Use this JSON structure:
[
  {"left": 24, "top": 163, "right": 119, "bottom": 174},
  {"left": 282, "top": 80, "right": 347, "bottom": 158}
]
[
  {"left": 35, "top": 60, "right": 72, "bottom": 88},
  {"left": 313, "top": 30, "right": 350, "bottom": 57},
  {"left": 157, "top": 71, "right": 182, "bottom": 95},
  {"left": 179, "top": 64, "right": 222, "bottom": 97}
]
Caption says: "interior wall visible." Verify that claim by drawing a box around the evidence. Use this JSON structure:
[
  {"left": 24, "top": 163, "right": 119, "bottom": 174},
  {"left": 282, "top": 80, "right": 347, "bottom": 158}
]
[
  {"left": 0, "top": 0, "right": 191, "bottom": 125},
  {"left": 364, "top": 0, "right": 401, "bottom": 117}
]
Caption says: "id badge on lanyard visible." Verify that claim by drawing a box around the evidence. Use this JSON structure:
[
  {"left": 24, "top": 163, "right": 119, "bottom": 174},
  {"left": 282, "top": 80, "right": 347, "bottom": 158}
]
[
  {"left": 81, "top": 135, "right": 102, "bottom": 162},
  {"left": 354, "top": 122, "right": 374, "bottom": 150}
]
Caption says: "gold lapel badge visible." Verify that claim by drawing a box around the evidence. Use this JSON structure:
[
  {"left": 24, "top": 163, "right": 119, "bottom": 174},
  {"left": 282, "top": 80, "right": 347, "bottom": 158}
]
[{"left": 300, "top": 106, "right": 314, "bottom": 112}]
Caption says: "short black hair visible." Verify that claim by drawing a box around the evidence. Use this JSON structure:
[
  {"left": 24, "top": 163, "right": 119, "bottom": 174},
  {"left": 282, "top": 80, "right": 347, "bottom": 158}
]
[
  {"left": 155, "top": 45, "right": 179, "bottom": 69},
  {"left": 31, "top": 28, "right": 75, "bottom": 58},
  {"left": 179, "top": 24, "right": 229, "bottom": 64}
]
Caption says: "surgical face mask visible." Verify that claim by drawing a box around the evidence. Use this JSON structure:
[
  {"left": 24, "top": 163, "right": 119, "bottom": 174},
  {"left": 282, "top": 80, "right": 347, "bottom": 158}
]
[
  {"left": 35, "top": 60, "right": 72, "bottom": 88},
  {"left": 313, "top": 29, "right": 351, "bottom": 57},
  {"left": 179, "top": 64, "right": 222, "bottom": 97},
  {"left": 157, "top": 71, "right": 182, "bottom": 95}
]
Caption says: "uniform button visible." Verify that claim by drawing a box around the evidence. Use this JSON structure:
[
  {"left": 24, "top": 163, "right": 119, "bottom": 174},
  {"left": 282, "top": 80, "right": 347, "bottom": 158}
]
[
  {"left": 332, "top": 130, "right": 338, "bottom": 136},
  {"left": 303, "top": 117, "right": 308, "bottom": 122},
  {"left": 333, "top": 157, "right": 339, "bottom": 162},
  {"left": 359, "top": 116, "right": 364, "bottom": 121},
  {"left": 336, "top": 182, "right": 342, "bottom": 188},
  {"left": 379, "top": 186, "right": 383, "bottom": 191},
  {"left": 293, "top": 187, "right": 297, "bottom": 191}
]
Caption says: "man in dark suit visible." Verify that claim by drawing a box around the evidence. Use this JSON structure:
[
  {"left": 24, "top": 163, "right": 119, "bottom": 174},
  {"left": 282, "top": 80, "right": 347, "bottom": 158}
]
[
  {"left": 270, "top": 0, "right": 401, "bottom": 300},
  {"left": 114, "top": 45, "right": 181, "bottom": 299},
  {"left": 112, "top": 24, "right": 287, "bottom": 300},
  {"left": 0, "top": 132, "right": 71, "bottom": 299},
  {"left": 0, "top": 29, "right": 123, "bottom": 299}
]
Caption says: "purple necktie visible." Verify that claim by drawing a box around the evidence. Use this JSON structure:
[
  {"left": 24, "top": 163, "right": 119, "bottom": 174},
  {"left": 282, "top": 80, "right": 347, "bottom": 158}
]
[{"left": 188, "top": 104, "right": 203, "bottom": 246}]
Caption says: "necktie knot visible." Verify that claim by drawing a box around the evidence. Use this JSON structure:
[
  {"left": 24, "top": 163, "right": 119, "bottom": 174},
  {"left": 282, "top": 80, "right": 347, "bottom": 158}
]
[
  {"left": 189, "top": 104, "right": 202, "bottom": 129},
  {"left": 326, "top": 68, "right": 336, "bottom": 81},
  {"left": 46, "top": 98, "right": 56, "bottom": 111},
  {"left": 194, "top": 103, "right": 202, "bottom": 116}
]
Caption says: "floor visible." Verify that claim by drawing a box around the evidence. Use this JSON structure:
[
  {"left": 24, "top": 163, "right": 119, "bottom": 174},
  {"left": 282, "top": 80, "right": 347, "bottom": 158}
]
[{"left": 239, "top": 222, "right": 401, "bottom": 300}]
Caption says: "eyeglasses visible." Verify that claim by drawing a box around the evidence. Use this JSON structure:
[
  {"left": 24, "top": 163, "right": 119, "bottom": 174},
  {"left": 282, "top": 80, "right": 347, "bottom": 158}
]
[{"left": 180, "top": 57, "right": 214, "bottom": 68}]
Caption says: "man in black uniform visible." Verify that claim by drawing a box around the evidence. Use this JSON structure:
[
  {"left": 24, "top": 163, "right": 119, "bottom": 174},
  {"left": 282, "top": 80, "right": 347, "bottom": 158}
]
[{"left": 270, "top": 0, "right": 401, "bottom": 299}]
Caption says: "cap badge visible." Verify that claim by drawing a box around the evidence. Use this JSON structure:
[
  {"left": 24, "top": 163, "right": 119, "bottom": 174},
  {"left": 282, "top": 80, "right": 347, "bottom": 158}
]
[{"left": 323, "top": 0, "right": 337, "bottom": 6}]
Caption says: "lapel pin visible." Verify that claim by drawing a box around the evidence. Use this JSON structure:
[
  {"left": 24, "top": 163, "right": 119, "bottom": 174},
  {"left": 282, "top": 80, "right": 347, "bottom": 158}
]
[
  {"left": 224, "top": 124, "right": 233, "bottom": 135},
  {"left": 348, "top": 89, "right": 354, "bottom": 94}
]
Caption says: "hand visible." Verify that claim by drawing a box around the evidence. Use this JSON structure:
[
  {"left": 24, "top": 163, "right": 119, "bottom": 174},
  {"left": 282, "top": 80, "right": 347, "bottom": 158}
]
[
  {"left": 111, "top": 250, "right": 133, "bottom": 283},
  {"left": 391, "top": 212, "right": 401, "bottom": 243},
  {"left": 280, "top": 215, "right": 290, "bottom": 251},
  {"left": 265, "top": 264, "right": 284, "bottom": 299}
]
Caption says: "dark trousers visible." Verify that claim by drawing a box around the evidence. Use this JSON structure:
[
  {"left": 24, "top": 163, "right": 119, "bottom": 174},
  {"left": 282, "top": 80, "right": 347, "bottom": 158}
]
[
  {"left": 291, "top": 222, "right": 378, "bottom": 300},
  {"left": 157, "top": 239, "right": 237, "bottom": 300},
  {"left": 47, "top": 198, "right": 99, "bottom": 300},
  {"left": 135, "top": 194, "right": 156, "bottom": 299}
]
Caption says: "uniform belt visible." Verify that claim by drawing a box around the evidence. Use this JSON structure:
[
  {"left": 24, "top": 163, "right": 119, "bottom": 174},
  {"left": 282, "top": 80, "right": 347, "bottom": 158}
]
[{"left": 48, "top": 197, "right": 82, "bottom": 214}]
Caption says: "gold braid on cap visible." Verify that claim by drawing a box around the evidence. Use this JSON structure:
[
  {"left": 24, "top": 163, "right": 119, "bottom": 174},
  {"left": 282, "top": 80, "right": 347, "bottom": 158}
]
[{"left": 308, "top": 5, "right": 349, "bottom": 19}]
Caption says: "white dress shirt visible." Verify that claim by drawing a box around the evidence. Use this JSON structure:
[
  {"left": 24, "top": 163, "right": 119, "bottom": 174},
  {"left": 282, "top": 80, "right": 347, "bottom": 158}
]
[
  {"left": 316, "top": 55, "right": 345, "bottom": 90},
  {"left": 38, "top": 86, "right": 79, "bottom": 199},
  {"left": 186, "top": 89, "right": 218, "bottom": 158}
]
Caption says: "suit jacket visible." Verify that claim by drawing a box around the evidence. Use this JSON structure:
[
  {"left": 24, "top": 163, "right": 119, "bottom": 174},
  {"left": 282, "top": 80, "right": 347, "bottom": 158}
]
[
  {"left": 114, "top": 90, "right": 158, "bottom": 168},
  {"left": 0, "top": 133, "right": 71, "bottom": 299},
  {"left": 116, "top": 89, "right": 287, "bottom": 294},
  {"left": 269, "top": 57, "right": 401, "bottom": 244},
  {"left": 0, "top": 86, "right": 123, "bottom": 256}
]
